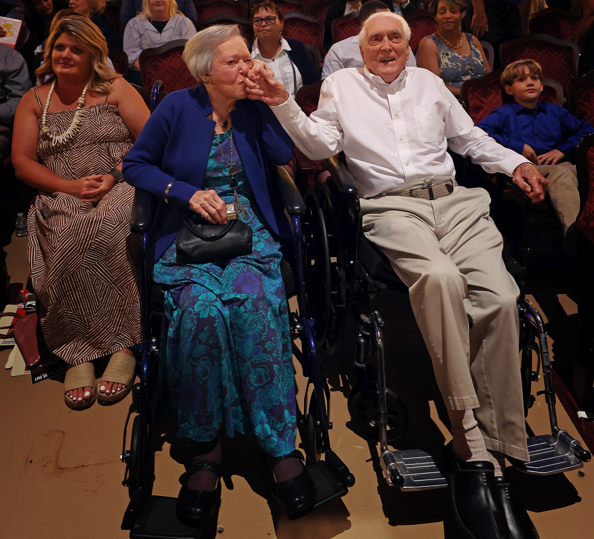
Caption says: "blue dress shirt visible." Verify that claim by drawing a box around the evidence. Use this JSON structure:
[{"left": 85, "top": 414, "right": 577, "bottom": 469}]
[{"left": 476, "top": 100, "right": 594, "bottom": 164}]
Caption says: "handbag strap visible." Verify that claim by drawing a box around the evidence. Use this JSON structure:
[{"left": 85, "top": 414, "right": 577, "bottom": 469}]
[{"left": 0, "top": 311, "right": 24, "bottom": 337}]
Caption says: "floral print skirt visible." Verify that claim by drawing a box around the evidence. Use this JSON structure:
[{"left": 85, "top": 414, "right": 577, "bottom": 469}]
[{"left": 152, "top": 133, "right": 296, "bottom": 458}]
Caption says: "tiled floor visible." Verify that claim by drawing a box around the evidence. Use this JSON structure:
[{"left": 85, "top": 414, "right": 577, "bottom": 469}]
[{"left": 2, "top": 232, "right": 593, "bottom": 539}]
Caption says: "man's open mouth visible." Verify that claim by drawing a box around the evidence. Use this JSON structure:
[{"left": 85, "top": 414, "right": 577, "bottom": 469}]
[{"left": 380, "top": 58, "right": 395, "bottom": 63}]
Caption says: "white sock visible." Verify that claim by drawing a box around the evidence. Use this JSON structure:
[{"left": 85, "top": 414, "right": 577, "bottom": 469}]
[
  {"left": 449, "top": 408, "right": 490, "bottom": 463},
  {"left": 487, "top": 451, "right": 505, "bottom": 477}
]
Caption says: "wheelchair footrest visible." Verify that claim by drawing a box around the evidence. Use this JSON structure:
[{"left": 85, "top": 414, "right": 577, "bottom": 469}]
[
  {"left": 390, "top": 449, "right": 448, "bottom": 491},
  {"left": 512, "top": 433, "right": 586, "bottom": 476},
  {"left": 128, "top": 495, "right": 202, "bottom": 539},
  {"left": 287, "top": 460, "right": 348, "bottom": 520}
]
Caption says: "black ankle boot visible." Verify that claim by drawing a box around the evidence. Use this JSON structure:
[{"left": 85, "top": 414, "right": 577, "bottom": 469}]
[
  {"left": 444, "top": 443, "right": 511, "bottom": 539},
  {"left": 176, "top": 460, "right": 221, "bottom": 527},
  {"left": 494, "top": 476, "right": 540, "bottom": 539},
  {"left": 268, "top": 450, "right": 316, "bottom": 515}
]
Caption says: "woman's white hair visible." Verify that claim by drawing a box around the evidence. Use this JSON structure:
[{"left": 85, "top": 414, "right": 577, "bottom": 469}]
[
  {"left": 183, "top": 25, "right": 243, "bottom": 82},
  {"left": 357, "top": 11, "right": 411, "bottom": 48}
]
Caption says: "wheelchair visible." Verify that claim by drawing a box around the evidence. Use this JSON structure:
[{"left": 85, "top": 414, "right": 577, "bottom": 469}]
[
  {"left": 300, "top": 153, "right": 591, "bottom": 492},
  {"left": 119, "top": 84, "right": 354, "bottom": 538}
]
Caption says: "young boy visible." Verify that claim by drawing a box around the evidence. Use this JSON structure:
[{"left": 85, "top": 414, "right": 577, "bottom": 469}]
[{"left": 477, "top": 59, "right": 594, "bottom": 252}]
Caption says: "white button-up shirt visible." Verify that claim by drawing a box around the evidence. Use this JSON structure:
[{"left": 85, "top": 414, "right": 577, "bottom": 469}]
[
  {"left": 322, "top": 36, "right": 416, "bottom": 79},
  {"left": 252, "top": 38, "right": 303, "bottom": 98},
  {"left": 271, "top": 66, "right": 528, "bottom": 198}
]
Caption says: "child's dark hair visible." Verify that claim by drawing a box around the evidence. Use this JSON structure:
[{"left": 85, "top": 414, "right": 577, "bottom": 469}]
[{"left": 500, "top": 59, "right": 543, "bottom": 90}]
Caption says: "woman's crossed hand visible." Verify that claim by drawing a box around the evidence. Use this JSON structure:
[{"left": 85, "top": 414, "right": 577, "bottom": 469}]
[{"left": 189, "top": 189, "right": 228, "bottom": 224}]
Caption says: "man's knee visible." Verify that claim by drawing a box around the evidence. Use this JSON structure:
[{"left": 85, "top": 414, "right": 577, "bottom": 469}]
[{"left": 418, "top": 264, "right": 465, "bottom": 296}]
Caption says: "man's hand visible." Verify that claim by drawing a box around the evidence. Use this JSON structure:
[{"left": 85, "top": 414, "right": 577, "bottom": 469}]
[
  {"left": 537, "top": 149, "right": 564, "bottom": 165},
  {"left": 244, "top": 60, "right": 290, "bottom": 107},
  {"left": 471, "top": 9, "right": 488, "bottom": 38},
  {"left": 512, "top": 162, "right": 548, "bottom": 203},
  {"left": 522, "top": 143, "right": 538, "bottom": 164},
  {"left": 81, "top": 173, "right": 117, "bottom": 203},
  {"left": 189, "top": 189, "right": 227, "bottom": 224}
]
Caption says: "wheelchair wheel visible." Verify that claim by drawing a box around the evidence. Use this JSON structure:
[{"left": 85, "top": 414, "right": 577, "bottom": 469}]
[
  {"left": 300, "top": 389, "right": 325, "bottom": 464},
  {"left": 314, "top": 183, "right": 347, "bottom": 356},
  {"left": 127, "top": 415, "right": 141, "bottom": 497},
  {"left": 302, "top": 189, "right": 332, "bottom": 348},
  {"left": 347, "top": 386, "right": 408, "bottom": 444},
  {"left": 126, "top": 415, "right": 155, "bottom": 498}
]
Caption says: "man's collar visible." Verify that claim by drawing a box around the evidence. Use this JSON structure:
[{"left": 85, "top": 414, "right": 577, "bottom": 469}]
[
  {"left": 363, "top": 66, "right": 408, "bottom": 90},
  {"left": 510, "top": 99, "right": 545, "bottom": 114},
  {"left": 252, "top": 37, "right": 292, "bottom": 58}
]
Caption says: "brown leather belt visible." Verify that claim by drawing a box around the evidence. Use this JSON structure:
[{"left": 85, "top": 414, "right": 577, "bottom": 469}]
[{"left": 398, "top": 179, "right": 458, "bottom": 200}]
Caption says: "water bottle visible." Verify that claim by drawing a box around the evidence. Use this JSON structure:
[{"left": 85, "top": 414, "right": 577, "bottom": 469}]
[{"left": 15, "top": 213, "right": 28, "bottom": 237}]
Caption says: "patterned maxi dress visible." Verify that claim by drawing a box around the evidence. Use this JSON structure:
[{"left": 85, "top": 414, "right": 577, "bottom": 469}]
[
  {"left": 29, "top": 90, "right": 142, "bottom": 365},
  {"left": 428, "top": 33, "right": 488, "bottom": 88},
  {"left": 153, "top": 131, "right": 296, "bottom": 458}
]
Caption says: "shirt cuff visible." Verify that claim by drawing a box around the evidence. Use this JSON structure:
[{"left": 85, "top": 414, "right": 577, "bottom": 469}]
[
  {"left": 270, "top": 95, "right": 302, "bottom": 122},
  {"left": 502, "top": 152, "right": 531, "bottom": 176},
  {"left": 167, "top": 180, "right": 197, "bottom": 210}
]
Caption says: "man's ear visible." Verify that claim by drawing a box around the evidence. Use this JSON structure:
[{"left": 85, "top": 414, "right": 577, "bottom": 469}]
[{"left": 504, "top": 84, "right": 514, "bottom": 96}]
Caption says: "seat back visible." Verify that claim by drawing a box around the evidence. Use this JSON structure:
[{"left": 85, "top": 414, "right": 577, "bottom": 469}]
[
  {"left": 331, "top": 13, "right": 360, "bottom": 43},
  {"left": 499, "top": 33, "right": 579, "bottom": 89},
  {"left": 273, "top": 0, "right": 306, "bottom": 14},
  {"left": 309, "top": 0, "right": 333, "bottom": 20},
  {"left": 194, "top": 0, "right": 248, "bottom": 19},
  {"left": 295, "top": 80, "right": 322, "bottom": 116},
  {"left": 283, "top": 13, "right": 324, "bottom": 55},
  {"left": 404, "top": 10, "right": 436, "bottom": 55},
  {"left": 305, "top": 43, "right": 321, "bottom": 69},
  {"left": 480, "top": 40, "right": 494, "bottom": 68},
  {"left": 567, "top": 70, "right": 594, "bottom": 126},
  {"left": 139, "top": 40, "right": 196, "bottom": 91},
  {"left": 577, "top": 134, "right": 594, "bottom": 244},
  {"left": 461, "top": 70, "right": 504, "bottom": 123},
  {"left": 108, "top": 48, "right": 128, "bottom": 77},
  {"left": 196, "top": 14, "right": 254, "bottom": 41},
  {"left": 540, "top": 78, "right": 563, "bottom": 106},
  {"left": 528, "top": 7, "right": 580, "bottom": 41}
]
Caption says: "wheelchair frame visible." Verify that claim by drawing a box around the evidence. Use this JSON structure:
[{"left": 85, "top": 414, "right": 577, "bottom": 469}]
[
  {"left": 302, "top": 154, "right": 591, "bottom": 492},
  {"left": 119, "top": 83, "right": 354, "bottom": 539}
]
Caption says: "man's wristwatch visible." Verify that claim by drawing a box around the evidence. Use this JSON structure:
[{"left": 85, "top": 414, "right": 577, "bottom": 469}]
[{"left": 108, "top": 168, "right": 124, "bottom": 182}]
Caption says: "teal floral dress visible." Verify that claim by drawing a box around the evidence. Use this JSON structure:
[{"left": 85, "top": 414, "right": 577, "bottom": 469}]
[{"left": 153, "top": 131, "right": 296, "bottom": 458}]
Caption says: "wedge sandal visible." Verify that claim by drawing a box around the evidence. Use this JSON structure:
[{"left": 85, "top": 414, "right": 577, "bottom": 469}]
[
  {"left": 64, "top": 361, "right": 97, "bottom": 410},
  {"left": 97, "top": 351, "right": 137, "bottom": 404}
]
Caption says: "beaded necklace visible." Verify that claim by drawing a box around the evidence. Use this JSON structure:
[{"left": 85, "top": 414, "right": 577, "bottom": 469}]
[
  {"left": 437, "top": 30, "right": 463, "bottom": 50},
  {"left": 40, "top": 80, "right": 89, "bottom": 147}
]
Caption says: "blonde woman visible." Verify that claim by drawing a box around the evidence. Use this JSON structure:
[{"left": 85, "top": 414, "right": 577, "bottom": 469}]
[
  {"left": 123, "top": 0, "right": 196, "bottom": 84},
  {"left": 12, "top": 14, "right": 150, "bottom": 409},
  {"left": 69, "top": 0, "right": 122, "bottom": 49}
]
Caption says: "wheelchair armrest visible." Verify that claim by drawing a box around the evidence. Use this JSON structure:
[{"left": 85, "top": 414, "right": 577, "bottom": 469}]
[
  {"left": 274, "top": 165, "right": 306, "bottom": 216},
  {"left": 131, "top": 188, "right": 158, "bottom": 234},
  {"left": 325, "top": 155, "right": 358, "bottom": 197}
]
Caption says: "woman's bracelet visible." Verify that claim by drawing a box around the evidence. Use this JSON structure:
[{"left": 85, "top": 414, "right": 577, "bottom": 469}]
[{"left": 164, "top": 180, "right": 175, "bottom": 204}]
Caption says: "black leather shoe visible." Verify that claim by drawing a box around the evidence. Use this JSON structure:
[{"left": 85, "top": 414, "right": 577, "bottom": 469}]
[
  {"left": 495, "top": 476, "right": 540, "bottom": 539},
  {"left": 269, "top": 450, "right": 316, "bottom": 515},
  {"left": 443, "top": 443, "right": 511, "bottom": 539},
  {"left": 176, "top": 460, "right": 221, "bottom": 527}
]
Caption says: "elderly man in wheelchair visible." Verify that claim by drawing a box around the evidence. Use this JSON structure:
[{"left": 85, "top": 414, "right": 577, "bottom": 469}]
[{"left": 245, "top": 10, "right": 591, "bottom": 539}]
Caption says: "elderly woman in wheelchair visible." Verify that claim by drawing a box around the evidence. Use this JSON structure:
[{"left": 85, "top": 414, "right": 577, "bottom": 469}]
[{"left": 122, "top": 25, "right": 317, "bottom": 527}]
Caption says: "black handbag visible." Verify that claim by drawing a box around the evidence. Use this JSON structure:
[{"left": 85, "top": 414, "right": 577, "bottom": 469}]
[{"left": 176, "top": 217, "right": 253, "bottom": 264}]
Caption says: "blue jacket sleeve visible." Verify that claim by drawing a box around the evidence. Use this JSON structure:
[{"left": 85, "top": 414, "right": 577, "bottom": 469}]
[
  {"left": 476, "top": 110, "right": 525, "bottom": 155},
  {"left": 123, "top": 97, "right": 196, "bottom": 210},
  {"left": 254, "top": 101, "right": 294, "bottom": 165},
  {"left": 557, "top": 109, "right": 594, "bottom": 163}
]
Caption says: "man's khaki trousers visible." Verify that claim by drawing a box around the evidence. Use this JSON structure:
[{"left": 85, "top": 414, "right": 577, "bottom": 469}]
[{"left": 360, "top": 185, "right": 529, "bottom": 461}]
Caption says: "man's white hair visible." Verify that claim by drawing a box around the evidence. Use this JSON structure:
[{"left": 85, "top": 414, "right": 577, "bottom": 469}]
[{"left": 357, "top": 11, "right": 411, "bottom": 48}]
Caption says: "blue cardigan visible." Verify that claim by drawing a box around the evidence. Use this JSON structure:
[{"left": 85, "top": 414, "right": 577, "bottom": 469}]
[{"left": 123, "top": 85, "right": 295, "bottom": 263}]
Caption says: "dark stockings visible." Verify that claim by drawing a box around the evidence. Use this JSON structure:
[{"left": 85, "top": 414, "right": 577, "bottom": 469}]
[{"left": 186, "top": 438, "right": 221, "bottom": 492}]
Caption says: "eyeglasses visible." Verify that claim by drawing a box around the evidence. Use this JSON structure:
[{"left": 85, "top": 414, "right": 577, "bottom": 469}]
[{"left": 253, "top": 16, "right": 277, "bottom": 26}]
